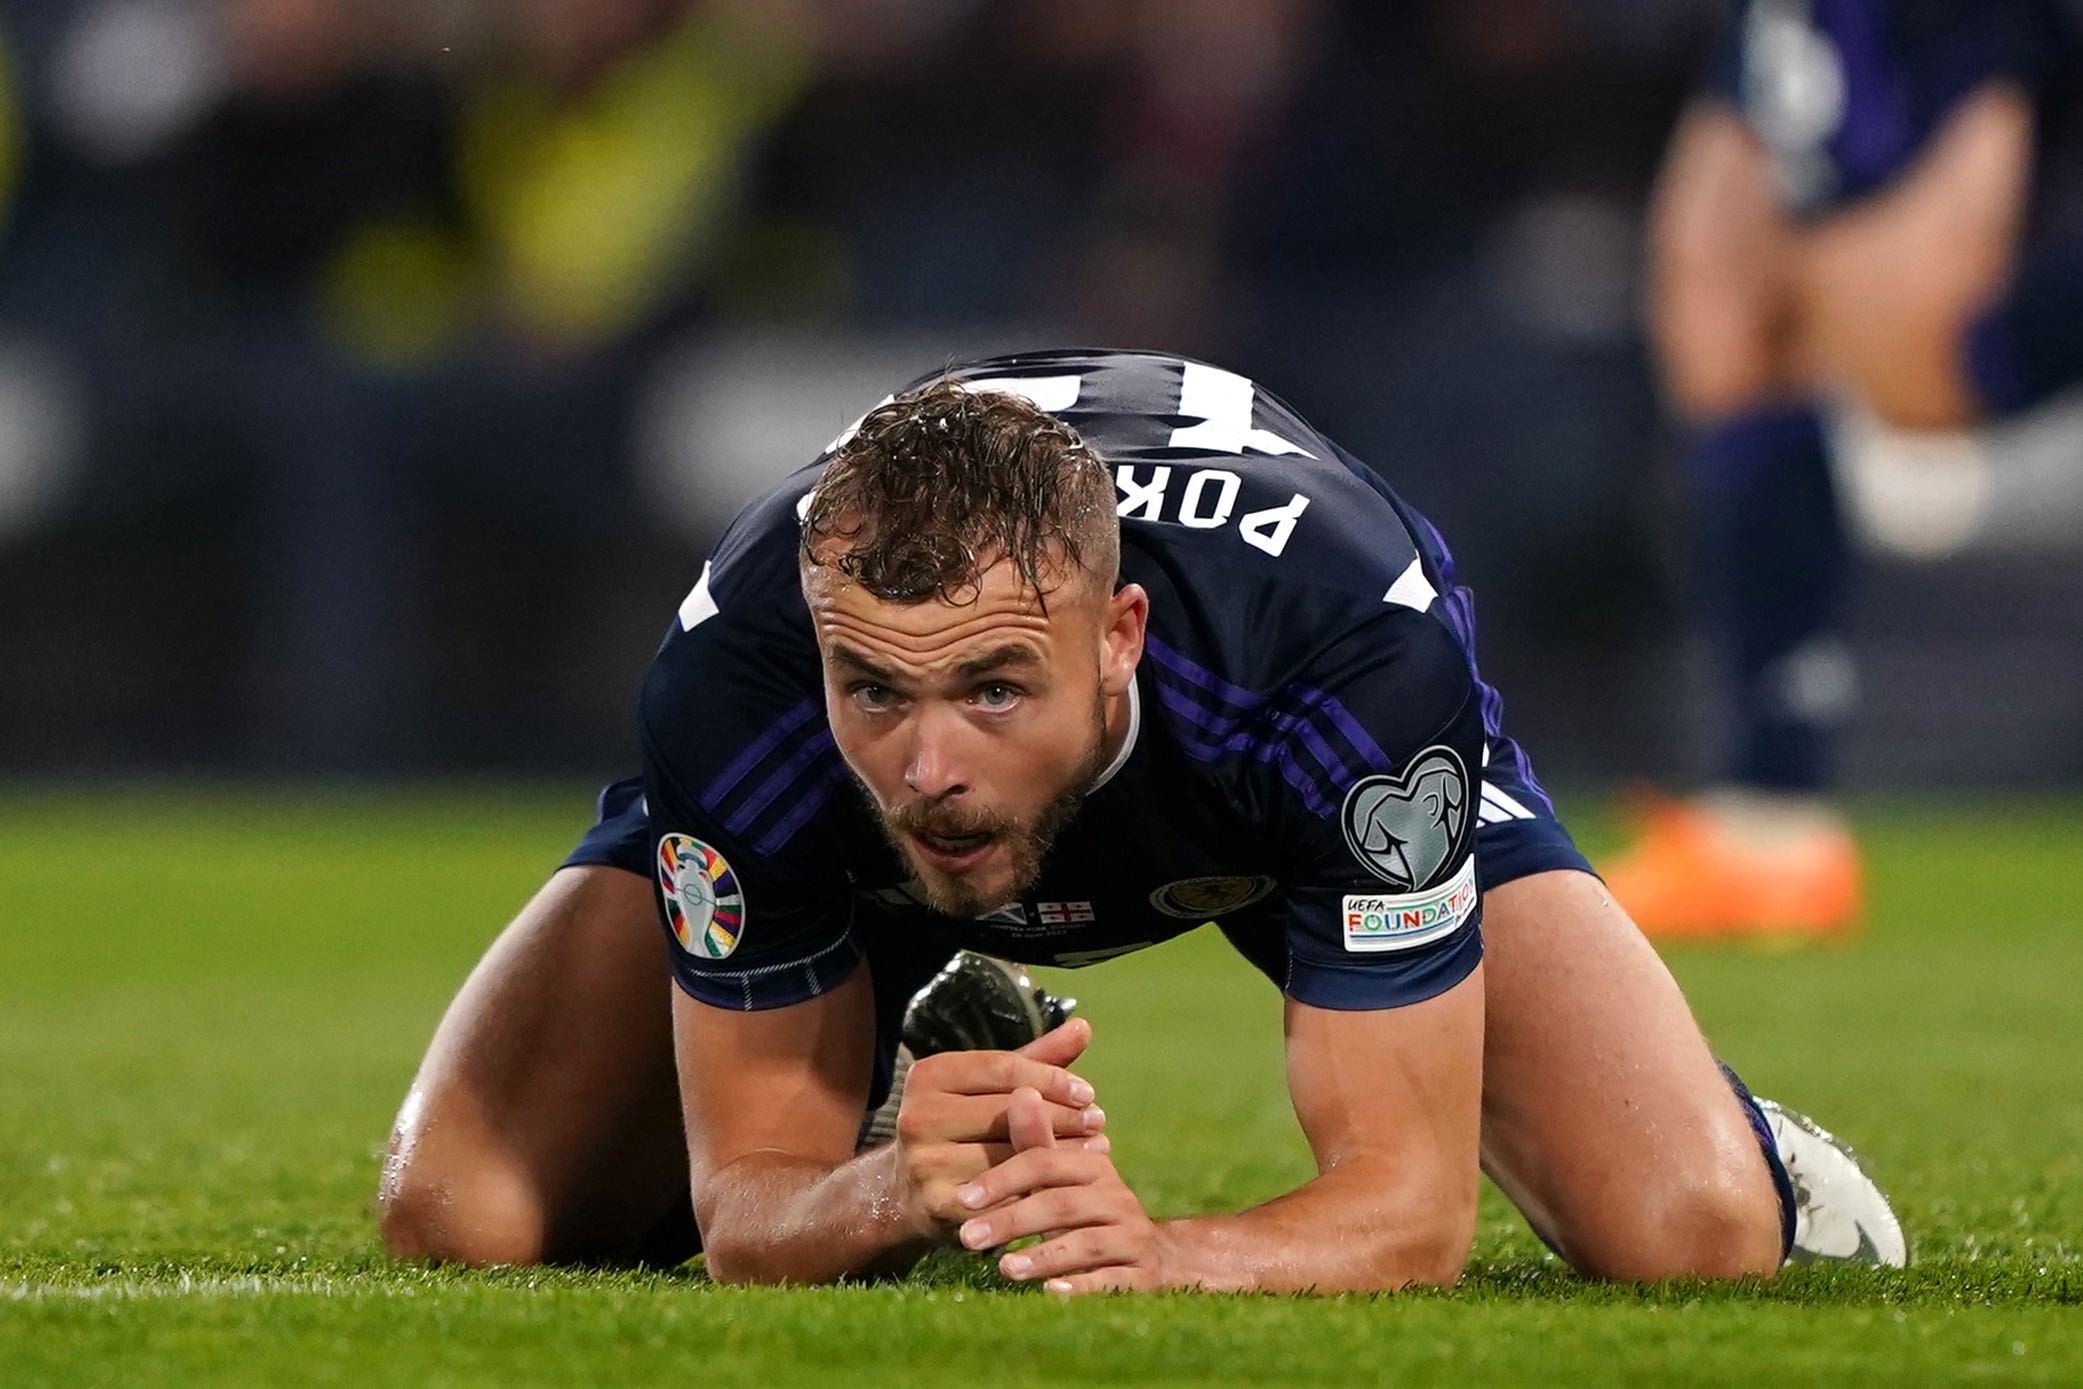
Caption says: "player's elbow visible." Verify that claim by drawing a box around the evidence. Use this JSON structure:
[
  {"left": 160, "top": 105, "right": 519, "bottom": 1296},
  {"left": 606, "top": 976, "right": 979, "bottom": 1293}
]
[
  {"left": 699, "top": 1232, "right": 867, "bottom": 1288},
  {"left": 1326, "top": 1219, "right": 1471, "bottom": 1293},
  {"left": 1336, "top": 1186, "right": 1476, "bottom": 1292},
  {"left": 686, "top": 1187, "right": 769, "bottom": 1285},
  {"left": 689, "top": 1188, "right": 847, "bottom": 1288},
  {"left": 697, "top": 1234, "right": 789, "bottom": 1287},
  {"left": 1390, "top": 1204, "right": 1477, "bottom": 1290}
]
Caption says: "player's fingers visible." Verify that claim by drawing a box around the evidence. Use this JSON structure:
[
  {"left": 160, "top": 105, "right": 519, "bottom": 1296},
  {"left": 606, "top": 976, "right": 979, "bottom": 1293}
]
[
  {"left": 933, "top": 1133, "right": 1109, "bottom": 1208},
  {"left": 954, "top": 1145, "right": 1099, "bottom": 1214},
  {"left": 1041, "top": 1267, "right": 1144, "bottom": 1297},
  {"left": 936, "top": 1050, "right": 1095, "bottom": 1108},
  {"left": 998, "top": 1226, "right": 1136, "bottom": 1282},
  {"left": 1006, "top": 1085, "right": 1058, "bottom": 1154},
  {"left": 928, "top": 1141, "right": 1004, "bottom": 1178},
  {"left": 958, "top": 1184, "right": 1094, "bottom": 1251},
  {"left": 911, "top": 1092, "right": 1102, "bottom": 1144},
  {"left": 1015, "top": 1016, "right": 1091, "bottom": 1068}
]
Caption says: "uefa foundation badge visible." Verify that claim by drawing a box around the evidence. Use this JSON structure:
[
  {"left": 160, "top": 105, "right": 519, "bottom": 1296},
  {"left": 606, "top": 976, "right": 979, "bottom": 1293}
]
[{"left": 657, "top": 833, "right": 745, "bottom": 960}]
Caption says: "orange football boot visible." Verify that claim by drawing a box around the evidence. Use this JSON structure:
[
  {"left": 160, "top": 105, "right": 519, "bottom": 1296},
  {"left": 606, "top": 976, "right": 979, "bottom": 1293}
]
[{"left": 1602, "top": 792, "right": 1864, "bottom": 943}]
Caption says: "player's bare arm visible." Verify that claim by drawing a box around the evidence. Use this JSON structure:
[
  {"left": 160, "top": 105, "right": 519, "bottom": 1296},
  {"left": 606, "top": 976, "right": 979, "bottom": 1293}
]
[
  {"left": 954, "top": 970, "right": 1485, "bottom": 1295},
  {"left": 678, "top": 976, "right": 1104, "bottom": 1285}
]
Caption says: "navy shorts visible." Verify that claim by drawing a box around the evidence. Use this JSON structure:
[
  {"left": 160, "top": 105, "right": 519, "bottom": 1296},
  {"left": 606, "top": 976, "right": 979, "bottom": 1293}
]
[{"left": 1701, "top": 0, "right": 2057, "bottom": 218}]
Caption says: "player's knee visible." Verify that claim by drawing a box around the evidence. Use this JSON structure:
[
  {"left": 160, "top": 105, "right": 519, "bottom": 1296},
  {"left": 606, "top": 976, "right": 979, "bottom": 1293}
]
[
  {"left": 1580, "top": 1167, "right": 1783, "bottom": 1283},
  {"left": 1851, "top": 369, "right": 1984, "bottom": 433},
  {"left": 378, "top": 1154, "right": 551, "bottom": 1267}
]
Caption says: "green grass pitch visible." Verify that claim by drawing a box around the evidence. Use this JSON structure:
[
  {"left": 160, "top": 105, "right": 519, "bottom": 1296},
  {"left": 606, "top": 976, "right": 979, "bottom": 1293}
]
[{"left": 2, "top": 787, "right": 2079, "bottom": 1386}]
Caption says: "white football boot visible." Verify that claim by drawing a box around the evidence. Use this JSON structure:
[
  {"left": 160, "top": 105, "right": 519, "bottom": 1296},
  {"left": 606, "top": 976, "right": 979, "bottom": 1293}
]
[{"left": 1759, "top": 1099, "right": 1908, "bottom": 1267}]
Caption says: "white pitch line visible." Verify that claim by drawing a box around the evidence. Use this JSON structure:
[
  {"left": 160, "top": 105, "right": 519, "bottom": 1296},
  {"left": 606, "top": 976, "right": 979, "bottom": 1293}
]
[{"left": 1, "top": 1275, "right": 420, "bottom": 1302}]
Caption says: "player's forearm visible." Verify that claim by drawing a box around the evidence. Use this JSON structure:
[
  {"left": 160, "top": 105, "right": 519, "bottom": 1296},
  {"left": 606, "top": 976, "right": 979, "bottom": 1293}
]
[
  {"left": 1155, "top": 1154, "right": 1475, "bottom": 1294},
  {"left": 695, "top": 1143, "right": 938, "bottom": 1285}
]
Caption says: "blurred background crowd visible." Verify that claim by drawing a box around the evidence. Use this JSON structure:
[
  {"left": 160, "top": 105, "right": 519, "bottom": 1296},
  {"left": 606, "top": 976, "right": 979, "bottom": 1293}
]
[{"left": 0, "top": 0, "right": 2076, "bottom": 784}]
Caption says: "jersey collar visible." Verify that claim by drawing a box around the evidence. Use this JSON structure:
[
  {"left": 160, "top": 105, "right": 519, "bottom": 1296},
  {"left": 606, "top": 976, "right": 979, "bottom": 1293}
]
[{"left": 1089, "top": 673, "right": 1141, "bottom": 794}]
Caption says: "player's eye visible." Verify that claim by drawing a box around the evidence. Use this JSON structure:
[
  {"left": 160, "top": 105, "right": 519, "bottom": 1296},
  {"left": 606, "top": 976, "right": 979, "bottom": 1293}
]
[
  {"left": 973, "top": 682, "right": 1020, "bottom": 710},
  {"left": 851, "top": 682, "right": 896, "bottom": 711}
]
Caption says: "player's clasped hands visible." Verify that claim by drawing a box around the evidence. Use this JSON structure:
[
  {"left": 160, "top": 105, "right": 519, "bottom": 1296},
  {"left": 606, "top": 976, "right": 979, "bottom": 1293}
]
[
  {"left": 890, "top": 1017, "right": 1168, "bottom": 1294},
  {"left": 890, "top": 1017, "right": 1108, "bottom": 1239},
  {"left": 951, "top": 1027, "right": 1169, "bottom": 1297}
]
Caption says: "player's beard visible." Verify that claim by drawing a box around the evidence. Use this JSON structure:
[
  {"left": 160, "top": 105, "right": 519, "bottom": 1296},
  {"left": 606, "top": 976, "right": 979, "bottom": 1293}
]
[{"left": 871, "top": 692, "right": 1111, "bottom": 920}]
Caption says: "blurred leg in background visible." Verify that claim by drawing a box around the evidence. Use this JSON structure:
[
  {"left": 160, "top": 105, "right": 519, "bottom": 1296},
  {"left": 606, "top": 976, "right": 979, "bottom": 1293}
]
[
  {"left": 1615, "top": 94, "right": 1864, "bottom": 942},
  {"left": 1607, "top": 0, "right": 2071, "bottom": 942}
]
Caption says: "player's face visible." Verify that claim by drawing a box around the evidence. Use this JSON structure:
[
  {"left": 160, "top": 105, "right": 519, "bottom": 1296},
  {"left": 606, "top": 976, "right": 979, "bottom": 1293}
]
[{"left": 805, "top": 556, "right": 1145, "bottom": 918}]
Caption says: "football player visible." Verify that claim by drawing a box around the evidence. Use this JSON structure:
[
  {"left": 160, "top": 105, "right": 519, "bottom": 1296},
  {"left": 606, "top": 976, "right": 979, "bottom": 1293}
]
[
  {"left": 1611, "top": 0, "right": 2083, "bottom": 939},
  {"left": 380, "top": 351, "right": 1903, "bottom": 1290}
]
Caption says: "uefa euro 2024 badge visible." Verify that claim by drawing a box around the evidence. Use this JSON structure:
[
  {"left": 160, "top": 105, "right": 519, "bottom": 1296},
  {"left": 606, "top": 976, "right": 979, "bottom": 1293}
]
[{"left": 656, "top": 834, "right": 746, "bottom": 960}]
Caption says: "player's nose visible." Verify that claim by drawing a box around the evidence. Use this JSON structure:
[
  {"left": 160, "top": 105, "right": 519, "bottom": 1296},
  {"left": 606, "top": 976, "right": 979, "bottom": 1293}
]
[{"left": 903, "top": 707, "right": 973, "bottom": 799}]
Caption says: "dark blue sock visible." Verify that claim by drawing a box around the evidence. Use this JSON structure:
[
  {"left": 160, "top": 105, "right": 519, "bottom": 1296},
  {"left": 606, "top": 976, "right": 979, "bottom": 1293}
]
[
  {"left": 1684, "top": 402, "right": 1854, "bottom": 793},
  {"left": 1719, "top": 1060, "right": 1797, "bottom": 1262},
  {"left": 1963, "top": 236, "right": 2083, "bottom": 417}
]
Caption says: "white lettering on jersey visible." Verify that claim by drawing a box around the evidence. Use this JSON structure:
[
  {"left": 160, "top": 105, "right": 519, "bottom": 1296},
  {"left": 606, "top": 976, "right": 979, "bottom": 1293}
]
[
  {"left": 1238, "top": 494, "right": 1310, "bottom": 557},
  {"left": 838, "top": 360, "right": 1325, "bottom": 564},
  {"left": 1116, "top": 463, "right": 1311, "bottom": 558},
  {"left": 1175, "top": 469, "right": 1241, "bottom": 529},
  {"left": 961, "top": 375, "right": 1082, "bottom": 411},
  {"left": 832, "top": 376, "right": 1078, "bottom": 459},
  {"left": 678, "top": 563, "right": 719, "bottom": 630},
  {"left": 1115, "top": 464, "right": 1173, "bottom": 519},
  {"left": 1168, "top": 362, "right": 1316, "bottom": 458}
]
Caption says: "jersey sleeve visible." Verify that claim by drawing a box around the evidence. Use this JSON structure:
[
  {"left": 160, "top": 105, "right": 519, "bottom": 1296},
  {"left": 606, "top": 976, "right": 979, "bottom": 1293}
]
[
  {"left": 637, "top": 526, "right": 863, "bottom": 1011},
  {"left": 1268, "top": 604, "right": 1486, "bottom": 1011}
]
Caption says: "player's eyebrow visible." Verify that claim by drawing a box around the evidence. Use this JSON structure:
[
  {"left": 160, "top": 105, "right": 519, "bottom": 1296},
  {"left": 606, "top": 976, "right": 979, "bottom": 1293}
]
[
  {"left": 827, "top": 643, "right": 903, "bottom": 686},
  {"left": 953, "top": 645, "right": 1042, "bottom": 681}
]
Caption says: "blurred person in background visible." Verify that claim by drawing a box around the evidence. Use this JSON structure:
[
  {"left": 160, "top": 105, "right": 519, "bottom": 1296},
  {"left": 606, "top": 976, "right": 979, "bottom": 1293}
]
[
  {"left": 3, "top": 1, "right": 1735, "bottom": 783},
  {"left": 1607, "top": 0, "right": 2083, "bottom": 940},
  {"left": 0, "top": 0, "right": 817, "bottom": 768}
]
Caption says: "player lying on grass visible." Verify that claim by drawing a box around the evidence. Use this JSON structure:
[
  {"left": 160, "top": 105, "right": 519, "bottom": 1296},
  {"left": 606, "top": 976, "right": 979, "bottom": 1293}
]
[{"left": 379, "top": 350, "right": 1904, "bottom": 1291}]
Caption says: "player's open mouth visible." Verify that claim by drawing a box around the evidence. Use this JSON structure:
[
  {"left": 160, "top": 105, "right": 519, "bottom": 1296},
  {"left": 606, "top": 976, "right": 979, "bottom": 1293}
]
[{"left": 910, "top": 829, "right": 995, "bottom": 872}]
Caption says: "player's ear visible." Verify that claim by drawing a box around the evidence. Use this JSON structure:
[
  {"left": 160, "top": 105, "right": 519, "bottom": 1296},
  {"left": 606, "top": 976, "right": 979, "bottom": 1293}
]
[{"left": 1098, "top": 582, "right": 1147, "bottom": 696}]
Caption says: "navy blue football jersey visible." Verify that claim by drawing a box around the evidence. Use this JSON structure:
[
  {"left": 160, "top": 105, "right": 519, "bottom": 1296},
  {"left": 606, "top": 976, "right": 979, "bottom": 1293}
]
[
  {"left": 587, "top": 349, "right": 1589, "bottom": 1018},
  {"left": 1708, "top": 0, "right": 2081, "bottom": 217}
]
